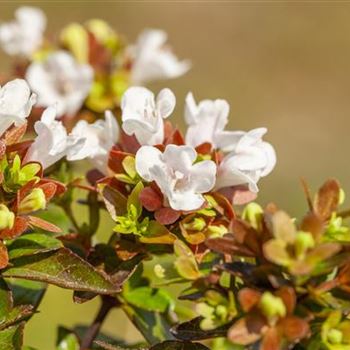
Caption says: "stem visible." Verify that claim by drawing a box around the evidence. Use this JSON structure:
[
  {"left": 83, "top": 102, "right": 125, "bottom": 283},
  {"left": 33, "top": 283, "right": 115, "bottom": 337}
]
[
  {"left": 80, "top": 297, "right": 115, "bottom": 350},
  {"left": 63, "top": 203, "right": 81, "bottom": 232}
]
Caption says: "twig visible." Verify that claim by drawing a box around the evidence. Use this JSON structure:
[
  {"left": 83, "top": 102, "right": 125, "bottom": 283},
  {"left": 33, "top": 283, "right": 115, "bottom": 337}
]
[{"left": 80, "top": 297, "right": 116, "bottom": 350}]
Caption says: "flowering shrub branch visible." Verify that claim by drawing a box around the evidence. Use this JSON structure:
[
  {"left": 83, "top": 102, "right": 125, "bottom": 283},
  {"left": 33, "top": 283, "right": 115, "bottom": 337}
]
[{"left": 0, "top": 6, "right": 348, "bottom": 350}]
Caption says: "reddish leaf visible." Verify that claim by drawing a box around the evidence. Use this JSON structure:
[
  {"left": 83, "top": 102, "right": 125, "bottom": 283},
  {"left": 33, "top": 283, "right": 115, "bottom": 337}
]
[
  {"left": 280, "top": 316, "right": 310, "bottom": 342},
  {"left": 38, "top": 182, "right": 57, "bottom": 202},
  {"left": 108, "top": 149, "right": 132, "bottom": 174},
  {"left": 140, "top": 186, "right": 163, "bottom": 211},
  {"left": 195, "top": 143, "right": 212, "bottom": 155},
  {"left": 238, "top": 288, "right": 261, "bottom": 312},
  {"left": 314, "top": 179, "right": 340, "bottom": 220},
  {"left": 275, "top": 287, "right": 296, "bottom": 314},
  {"left": 219, "top": 185, "right": 257, "bottom": 205},
  {"left": 119, "top": 131, "right": 141, "bottom": 154},
  {"left": 261, "top": 327, "right": 280, "bottom": 350},
  {"left": 39, "top": 178, "right": 66, "bottom": 196},
  {"left": 0, "top": 216, "right": 29, "bottom": 240},
  {"left": 155, "top": 207, "right": 181, "bottom": 225},
  {"left": 0, "top": 140, "right": 6, "bottom": 158},
  {"left": 0, "top": 241, "right": 9, "bottom": 269},
  {"left": 228, "top": 315, "right": 264, "bottom": 346},
  {"left": 211, "top": 192, "right": 235, "bottom": 220},
  {"left": 300, "top": 212, "right": 324, "bottom": 241},
  {"left": 28, "top": 216, "right": 62, "bottom": 233},
  {"left": 3, "top": 123, "right": 27, "bottom": 145}
]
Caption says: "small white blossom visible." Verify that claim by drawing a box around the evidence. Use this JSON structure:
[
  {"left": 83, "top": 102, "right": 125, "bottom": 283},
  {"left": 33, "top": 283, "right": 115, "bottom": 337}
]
[
  {"left": 69, "top": 111, "right": 119, "bottom": 173},
  {"left": 215, "top": 128, "right": 276, "bottom": 193},
  {"left": 135, "top": 144, "right": 217, "bottom": 211},
  {"left": 185, "top": 92, "right": 245, "bottom": 151},
  {"left": 0, "top": 7, "right": 46, "bottom": 57},
  {"left": 121, "top": 86, "right": 175, "bottom": 146},
  {"left": 24, "top": 106, "right": 71, "bottom": 169},
  {"left": 26, "top": 51, "right": 93, "bottom": 117},
  {"left": 0, "top": 79, "right": 36, "bottom": 136},
  {"left": 130, "top": 29, "right": 190, "bottom": 85}
]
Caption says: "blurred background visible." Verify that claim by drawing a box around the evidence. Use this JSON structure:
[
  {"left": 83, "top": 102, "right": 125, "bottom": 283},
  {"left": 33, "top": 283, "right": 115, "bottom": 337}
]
[{"left": 2, "top": 1, "right": 350, "bottom": 348}]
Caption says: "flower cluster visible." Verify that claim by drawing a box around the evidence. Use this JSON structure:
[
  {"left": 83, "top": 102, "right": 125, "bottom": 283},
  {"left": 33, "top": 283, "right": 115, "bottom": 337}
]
[
  {"left": 0, "top": 79, "right": 65, "bottom": 269},
  {"left": 2, "top": 6, "right": 349, "bottom": 350},
  {"left": 0, "top": 6, "right": 190, "bottom": 120}
]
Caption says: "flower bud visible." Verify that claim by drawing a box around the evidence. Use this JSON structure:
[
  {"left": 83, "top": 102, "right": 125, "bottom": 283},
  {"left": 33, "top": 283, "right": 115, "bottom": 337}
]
[
  {"left": 0, "top": 204, "right": 15, "bottom": 230},
  {"left": 295, "top": 231, "right": 315, "bottom": 259},
  {"left": 339, "top": 188, "right": 345, "bottom": 206},
  {"left": 242, "top": 202, "right": 263, "bottom": 231},
  {"left": 327, "top": 328, "right": 343, "bottom": 345},
  {"left": 259, "top": 292, "right": 286, "bottom": 319},
  {"left": 18, "top": 188, "right": 46, "bottom": 214},
  {"left": 154, "top": 264, "right": 166, "bottom": 279},
  {"left": 184, "top": 218, "right": 206, "bottom": 232}
]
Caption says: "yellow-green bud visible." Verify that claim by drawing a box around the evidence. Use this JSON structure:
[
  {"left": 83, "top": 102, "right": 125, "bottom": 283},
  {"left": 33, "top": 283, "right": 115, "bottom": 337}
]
[
  {"left": 18, "top": 188, "right": 46, "bottom": 214},
  {"left": 328, "top": 328, "right": 343, "bottom": 345},
  {"left": 259, "top": 292, "right": 286, "bottom": 319},
  {"left": 154, "top": 264, "right": 166, "bottom": 279},
  {"left": 295, "top": 231, "right": 315, "bottom": 259},
  {"left": 0, "top": 204, "right": 15, "bottom": 230},
  {"left": 242, "top": 202, "right": 264, "bottom": 231},
  {"left": 184, "top": 218, "right": 206, "bottom": 232},
  {"left": 339, "top": 188, "right": 346, "bottom": 206}
]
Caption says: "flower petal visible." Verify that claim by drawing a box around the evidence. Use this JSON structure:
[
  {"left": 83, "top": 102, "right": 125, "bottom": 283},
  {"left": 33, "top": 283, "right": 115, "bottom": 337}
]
[{"left": 135, "top": 146, "right": 163, "bottom": 182}]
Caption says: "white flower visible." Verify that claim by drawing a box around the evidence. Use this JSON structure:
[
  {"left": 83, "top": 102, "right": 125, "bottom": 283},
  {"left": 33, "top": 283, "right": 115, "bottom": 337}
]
[
  {"left": 215, "top": 128, "right": 276, "bottom": 193},
  {"left": 69, "top": 111, "right": 119, "bottom": 173},
  {"left": 185, "top": 92, "right": 245, "bottom": 151},
  {"left": 26, "top": 51, "right": 93, "bottom": 117},
  {"left": 130, "top": 29, "right": 190, "bottom": 85},
  {"left": 24, "top": 106, "right": 70, "bottom": 169},
  {"left": 121, "top": 86, "right": 175, "bottom": 146},
  {"left": 135, "top": 144, "right": 217, "bottom": 211},
  {"left": 0, "top": 7, "right": 46, "bottom": 57},
  {"left": 0, "top": 79, "right": 36, "bottom": 136}
]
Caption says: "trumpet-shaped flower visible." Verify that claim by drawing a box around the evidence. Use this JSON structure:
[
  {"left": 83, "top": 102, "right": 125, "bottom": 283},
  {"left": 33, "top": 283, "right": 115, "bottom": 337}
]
[
  {"left": 215, "top": 128, "right": 276, "bottom": 193},
  {"left": 135, "top": 144, "right": 217, "bottom": 211},
  {"left": 26, "top": 51, "right": 93, "bottom": 117},
  {"left": 121, "top": 86, "right": 175, "bottom": 146},
  {"left": 0, "top": 79, "right": 36, "bottom": 136},
  {"left": 24, "top": 106, "right": 86, "bottom": 169},
  {"left": 0, "top": 7, "right": 46, "bottom": 57},
  {"left": 130, "top": 29, "right": 190, "bottom": 85},
  {"left": 70, "top": 111, "right": 119, "bottom": 172},
  {"left": 185, "top": 92, "right": 245, "bottom": 151}
]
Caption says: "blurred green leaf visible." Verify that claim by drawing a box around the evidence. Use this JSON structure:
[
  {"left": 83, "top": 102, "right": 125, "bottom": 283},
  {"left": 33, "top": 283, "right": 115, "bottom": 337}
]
[
  {"left": 0, "top": 322, "right": 24, "bottom": 350},
  {"left": 124, "top": 286, "right": 173, "bottom": 313},
  {"left": 56, "top": 327, "right": 80, "bottom": 350}
]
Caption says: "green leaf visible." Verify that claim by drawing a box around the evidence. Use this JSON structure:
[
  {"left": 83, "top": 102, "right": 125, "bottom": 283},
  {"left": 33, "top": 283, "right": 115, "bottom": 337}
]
[
  {"left": 3, "top": 248, "right": 120, "bottom": 294},
  {"left": 99, "top": 185, "right": 127, "bottom": 220},
  {"left": 0, "top": 279, "right": 12, "bottom": 321},
  {"left": 0, "top": 322, "right": 24, "bottom": 350},
  {"left": 56, "top": 327, "right": 80, "bottom": 350},
  {"left": 6, "top": 233, "right": 63, "bottom": 260},
  {"left": 124, "top": 286, "right": 173, "bottom": 312},
  {"left": 127, "top": 182, "right": 144, "bottom": 217},
  {"left": 9, "top": 279, "right": 46, "bottom": 311},
  {"left": 122, "top": 156, "right": 137, "bottom": 179},
  {"left": 122, "top": 304, "right": 174, "bottom": 345},
  {"left": 174, "top": 240, "right": 201, "bottom": 280},
  {"left": 0, "top": 279, "right": 33, "bottom": 331},
  {"left": 150, "top": 341, "right": 210, "bottom": 350}
]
